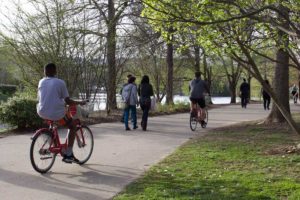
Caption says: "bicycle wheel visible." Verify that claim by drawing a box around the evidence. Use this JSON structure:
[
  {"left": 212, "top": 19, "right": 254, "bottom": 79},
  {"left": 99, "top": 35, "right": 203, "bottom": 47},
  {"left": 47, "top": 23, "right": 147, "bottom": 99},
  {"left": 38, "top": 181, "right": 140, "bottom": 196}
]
[
  {"left": 30, "top": 130, "right": 56, "bottom": 173},
  {"left": 201, "top": 108, "right": 208, "bottom": 128},
  {"left": 190, "top": 112, "right": 198, "bottom": 131},
  {"left": 73, "top": 125, "right": 94, "bottom": 164}
]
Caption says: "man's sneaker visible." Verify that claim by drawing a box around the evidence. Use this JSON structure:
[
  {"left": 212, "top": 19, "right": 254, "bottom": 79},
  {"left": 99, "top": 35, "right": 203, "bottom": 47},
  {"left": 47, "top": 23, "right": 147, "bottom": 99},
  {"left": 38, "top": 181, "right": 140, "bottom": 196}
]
[{"left": 62, "top": 154, "right": 79, "bottom": 164}]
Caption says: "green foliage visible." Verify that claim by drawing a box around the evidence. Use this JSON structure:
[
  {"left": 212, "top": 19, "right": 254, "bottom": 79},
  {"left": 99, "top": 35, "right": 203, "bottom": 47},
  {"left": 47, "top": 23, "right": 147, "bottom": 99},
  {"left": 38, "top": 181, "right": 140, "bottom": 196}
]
[
  {"left": 0, "top": 92, "right": 10, "bottom": 102},
  {"left": 0, "top": 84, "right": 17, "bottom": 95},
  {"left": 0, "top": 94, "right": 43, "bottom": 129},
  {"left": 155, "top": 102, "right": 189, "bottom": 114}
]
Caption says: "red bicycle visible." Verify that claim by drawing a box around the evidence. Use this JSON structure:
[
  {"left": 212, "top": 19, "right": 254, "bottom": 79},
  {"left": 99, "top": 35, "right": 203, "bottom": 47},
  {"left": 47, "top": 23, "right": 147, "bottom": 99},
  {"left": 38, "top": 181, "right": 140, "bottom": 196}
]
[
  {"left": 189, "top": 103, "right": 208, "bottom": 131},
  {"left": 30, "top": 105, "right": 94, "bottom": 173}
]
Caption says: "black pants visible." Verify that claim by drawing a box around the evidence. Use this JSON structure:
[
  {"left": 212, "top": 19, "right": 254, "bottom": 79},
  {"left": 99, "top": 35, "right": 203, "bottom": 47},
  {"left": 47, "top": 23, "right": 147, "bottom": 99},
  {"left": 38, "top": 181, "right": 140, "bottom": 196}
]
[
  {"left": 263, "top": 96, "right": 271, "bottom": 110},
  {"left": 241, "top": 95, "right": 248, "bottom": 108},
  {"left": 141, "top": 104, "right": 150, "bottom": 131}
]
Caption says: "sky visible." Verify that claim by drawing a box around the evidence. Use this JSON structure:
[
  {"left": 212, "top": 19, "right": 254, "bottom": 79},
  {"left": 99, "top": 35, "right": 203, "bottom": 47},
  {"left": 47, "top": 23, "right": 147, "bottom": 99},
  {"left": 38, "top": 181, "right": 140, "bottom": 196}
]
[
  {"left": 0, "top": 0, "right": 32, "bottom": 25},
  {"left": 0, "top": 0, "right": 35, "bottom": 34}
]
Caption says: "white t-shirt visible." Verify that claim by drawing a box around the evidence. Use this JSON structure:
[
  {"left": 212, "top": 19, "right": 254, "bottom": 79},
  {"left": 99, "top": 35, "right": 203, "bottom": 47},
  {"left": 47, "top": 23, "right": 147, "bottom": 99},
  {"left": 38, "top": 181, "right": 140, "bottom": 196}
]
[{"left": 37, "top": 77, "right": 69, "bottom": 120}]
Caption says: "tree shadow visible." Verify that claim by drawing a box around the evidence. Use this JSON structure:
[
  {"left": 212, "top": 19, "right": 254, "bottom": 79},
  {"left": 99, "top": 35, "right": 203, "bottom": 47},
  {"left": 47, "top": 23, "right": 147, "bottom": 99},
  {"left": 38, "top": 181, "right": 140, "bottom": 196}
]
[{"left": 0, "top": 164, "right": 142, "bottom": 200}]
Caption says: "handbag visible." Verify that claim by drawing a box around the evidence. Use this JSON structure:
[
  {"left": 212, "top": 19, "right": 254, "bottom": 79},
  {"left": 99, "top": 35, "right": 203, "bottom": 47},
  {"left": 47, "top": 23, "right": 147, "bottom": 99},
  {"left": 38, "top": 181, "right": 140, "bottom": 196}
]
[
  {"left": 121, "top": 85, "right": 133, "bottom": 109},
  {"left": 150, "top": 97, "right": 157, "bottom": 111}
]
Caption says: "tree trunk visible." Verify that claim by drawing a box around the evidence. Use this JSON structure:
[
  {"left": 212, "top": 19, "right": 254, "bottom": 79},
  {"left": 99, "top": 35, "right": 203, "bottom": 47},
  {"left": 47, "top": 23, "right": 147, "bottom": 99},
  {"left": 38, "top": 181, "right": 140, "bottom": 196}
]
[
  {"left": 194, "top": 46, "right": 200, "bottom": 72},
  {"left": 203, "top": 50, "right": 208, "bottom": 80},
  {"left": 166, "top": 42, "right": 174, "bottom": 105},
  {"left": 106, "top": 0, "right": 117, "bottom": 112},
  {"left": 247, "top": 75, "right": 252, "bottom": 101},
  {"left": 267, "top": 47, "right": 290, "bottom": 122},
  {"left": 298, "top": 71, "right": 300, "bottom": 102},
  {"left": 229, "top": 83, "right": 237, "bottom": 103},
  {"left": 267, "top": 4, "right": 290, "bottom": 123}
]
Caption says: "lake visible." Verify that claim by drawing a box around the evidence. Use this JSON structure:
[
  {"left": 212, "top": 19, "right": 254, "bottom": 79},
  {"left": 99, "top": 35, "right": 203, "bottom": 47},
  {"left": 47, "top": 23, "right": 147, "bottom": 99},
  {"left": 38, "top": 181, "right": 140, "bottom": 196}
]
[{"left": 89, "top": 94, "right": 236, "bottom": 111}]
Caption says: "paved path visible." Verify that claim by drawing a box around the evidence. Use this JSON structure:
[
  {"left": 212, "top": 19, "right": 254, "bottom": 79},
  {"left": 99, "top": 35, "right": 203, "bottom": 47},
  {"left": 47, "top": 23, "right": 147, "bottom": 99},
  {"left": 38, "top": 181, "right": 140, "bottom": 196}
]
[{"left": 0, "top": 103, "right": 299, "bottom": 200}]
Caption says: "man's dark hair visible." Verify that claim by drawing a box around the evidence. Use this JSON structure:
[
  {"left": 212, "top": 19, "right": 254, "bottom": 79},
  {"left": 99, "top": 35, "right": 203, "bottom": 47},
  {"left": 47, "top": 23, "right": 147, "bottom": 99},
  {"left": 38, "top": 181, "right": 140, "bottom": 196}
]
[
  {"left": 128, "top": 76, "right": 136, "bottom": 83},
  {"left": 44, "top": 63, "right": 56, "bottom": 77},
  {"left": 195, "top": 71, "right": 201, "bottom": 78},
  {"left": 127, "top": 74, "right": 132, "bottom": 79}
]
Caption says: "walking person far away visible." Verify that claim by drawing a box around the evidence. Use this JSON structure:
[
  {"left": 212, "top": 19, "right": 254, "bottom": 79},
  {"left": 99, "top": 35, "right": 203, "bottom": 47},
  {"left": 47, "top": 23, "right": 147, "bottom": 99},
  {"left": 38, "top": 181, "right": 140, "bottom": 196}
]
[
  {"left": 37, "top": 63, "right": 87, "bottom": 163},
  {"left": 138, "top": 75, "right": 154, "bottom": 131},
  {"left": 261, "top": 79, "right": 271, "bottom": 110},
  {"left": 240, "top": 78, "right": 250, "bottom": 108},
  {"left": 122, "top": 76, "right": 138, "bottom": 131},
  {"left": 291, "top": 83, "right": 299, "bottom": 104}
]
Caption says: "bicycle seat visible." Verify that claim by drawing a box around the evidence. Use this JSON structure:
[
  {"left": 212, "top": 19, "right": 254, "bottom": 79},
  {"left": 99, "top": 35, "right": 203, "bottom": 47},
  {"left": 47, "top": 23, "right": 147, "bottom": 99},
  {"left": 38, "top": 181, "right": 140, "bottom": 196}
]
[{"left": 44, "top": 120, "right": 54, "bottom": 125}]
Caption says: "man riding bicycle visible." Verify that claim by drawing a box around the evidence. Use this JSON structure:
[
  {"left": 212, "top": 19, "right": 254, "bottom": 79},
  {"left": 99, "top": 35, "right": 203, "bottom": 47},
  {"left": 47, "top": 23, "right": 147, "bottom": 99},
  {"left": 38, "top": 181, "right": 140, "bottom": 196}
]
[
  {"left": 189, "top": 71, "right": 210, "bottom": 126},
  {"left": 37, "top": 63, "right": 86, "bottom": 163}
]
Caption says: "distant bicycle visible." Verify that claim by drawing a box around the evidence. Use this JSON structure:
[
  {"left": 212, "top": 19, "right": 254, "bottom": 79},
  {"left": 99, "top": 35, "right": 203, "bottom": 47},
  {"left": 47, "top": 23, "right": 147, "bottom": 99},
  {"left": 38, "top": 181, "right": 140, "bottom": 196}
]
[
  {"left": 30, "top": 104, "right": 94, "bottom": 174},
  {"left": 190, "top": 103, "right": 208, "bottom": 131}
]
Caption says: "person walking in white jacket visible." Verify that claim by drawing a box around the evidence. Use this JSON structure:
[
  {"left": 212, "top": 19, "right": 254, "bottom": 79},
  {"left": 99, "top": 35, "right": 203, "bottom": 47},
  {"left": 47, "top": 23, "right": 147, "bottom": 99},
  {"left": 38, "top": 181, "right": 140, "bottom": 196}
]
[{"left": 122, "top": 76, "right": 138, "bottom": 130}]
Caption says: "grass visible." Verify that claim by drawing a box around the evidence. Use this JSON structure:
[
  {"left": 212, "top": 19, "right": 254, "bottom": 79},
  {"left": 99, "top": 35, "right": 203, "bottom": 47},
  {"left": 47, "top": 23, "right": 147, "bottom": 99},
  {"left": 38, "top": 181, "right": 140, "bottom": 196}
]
[{"left": 114, "top": 122, "right": 300, "bottom": 200}]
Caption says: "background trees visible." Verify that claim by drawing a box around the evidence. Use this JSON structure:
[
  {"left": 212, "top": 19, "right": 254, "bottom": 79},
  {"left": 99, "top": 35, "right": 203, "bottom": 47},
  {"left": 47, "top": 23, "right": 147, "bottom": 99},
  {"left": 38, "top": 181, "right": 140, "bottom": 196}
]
[
  {"left": 0, "top": 0, "right": 299, "bottom": 132},
  {"left": 141, "top": 0, "right": 300, "bottom": 133}
]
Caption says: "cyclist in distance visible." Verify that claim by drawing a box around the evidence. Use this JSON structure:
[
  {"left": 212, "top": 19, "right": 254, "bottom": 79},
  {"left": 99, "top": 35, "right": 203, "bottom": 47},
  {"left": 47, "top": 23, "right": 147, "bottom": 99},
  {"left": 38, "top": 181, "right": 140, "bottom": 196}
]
[
  {"left": 37, "top": 63, "right": 86, "bottom": 163},
  {"left": 189, "top": 71, "right": 210, "bottom": 126}
]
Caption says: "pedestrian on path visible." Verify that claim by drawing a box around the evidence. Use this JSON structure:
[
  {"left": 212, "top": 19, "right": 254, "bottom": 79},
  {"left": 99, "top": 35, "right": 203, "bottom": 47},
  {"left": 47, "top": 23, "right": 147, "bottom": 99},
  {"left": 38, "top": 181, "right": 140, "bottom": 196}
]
[
  {"left": 291, "top": 84, "right": 299, "bottom": 104},
  {"left": 240, "top": 78, "right": 250, "bottom": 108},
  {"left": 122, "top": 76, "right": 138, "bottom": 131},
  {"left": 120, "top": 74, "right": 132, "bottom": 123},
  {"left": 138, "top": 75, "right": 154, "bottom": 131},
  {"left": 261, "top": 79, "right": 271, "bottom": 110}
]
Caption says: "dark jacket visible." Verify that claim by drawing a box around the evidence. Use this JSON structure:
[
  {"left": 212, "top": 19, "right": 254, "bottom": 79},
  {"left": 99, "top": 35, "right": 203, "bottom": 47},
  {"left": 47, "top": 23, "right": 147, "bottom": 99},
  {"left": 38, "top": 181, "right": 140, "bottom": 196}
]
[
  {"left": 138, "top": 83, "right": 154, "bottom": 105},
  {"left": 240, "top": 82, "right": 250, "bottom": 97}
]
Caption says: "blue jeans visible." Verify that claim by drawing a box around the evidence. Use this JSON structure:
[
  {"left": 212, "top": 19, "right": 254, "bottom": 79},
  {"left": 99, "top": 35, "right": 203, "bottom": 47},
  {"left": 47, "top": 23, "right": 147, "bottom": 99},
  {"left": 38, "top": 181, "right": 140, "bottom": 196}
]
[{"left": 124, "top": 105, "right": 137, "bottom": 129}]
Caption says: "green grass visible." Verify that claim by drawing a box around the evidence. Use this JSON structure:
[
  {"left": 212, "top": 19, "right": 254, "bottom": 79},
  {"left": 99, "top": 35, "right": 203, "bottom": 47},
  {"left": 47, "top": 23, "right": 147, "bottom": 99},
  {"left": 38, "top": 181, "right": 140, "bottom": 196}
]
[{"left": 114, "top": 123, "right": 300, "bottom": 200}]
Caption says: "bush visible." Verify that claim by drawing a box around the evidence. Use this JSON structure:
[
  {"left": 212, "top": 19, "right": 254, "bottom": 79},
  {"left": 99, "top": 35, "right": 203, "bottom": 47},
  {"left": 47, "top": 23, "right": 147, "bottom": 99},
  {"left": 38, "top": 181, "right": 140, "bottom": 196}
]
[
  {"left": 0, "top": 84, "right": 17, "bottom": 95},
  {"left": 0, "top": 92, "right": 9, "bottom": 102},
  {"left": 155, "top": 102, "right": 190, "bottom": 113},
  {"left": 0, "top": 95, "right": 43, "bottom": 129}
]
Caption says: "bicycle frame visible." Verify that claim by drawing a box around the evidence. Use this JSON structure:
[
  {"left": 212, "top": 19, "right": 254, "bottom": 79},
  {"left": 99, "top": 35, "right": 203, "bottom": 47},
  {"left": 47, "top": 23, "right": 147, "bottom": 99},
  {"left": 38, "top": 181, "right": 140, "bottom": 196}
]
[
  {"left": 31, "top": 119, "right": 85, "bottom": 156},
  {"left": 191, "top": 103, "right": 204, "bottom": 121}
]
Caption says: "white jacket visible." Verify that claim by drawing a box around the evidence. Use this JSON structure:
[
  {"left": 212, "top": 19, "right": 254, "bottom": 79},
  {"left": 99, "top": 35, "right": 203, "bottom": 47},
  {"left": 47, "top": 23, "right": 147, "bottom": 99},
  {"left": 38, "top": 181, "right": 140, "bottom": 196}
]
[{"left": 122, "top": 83, "right": 138, "bottom": 105}]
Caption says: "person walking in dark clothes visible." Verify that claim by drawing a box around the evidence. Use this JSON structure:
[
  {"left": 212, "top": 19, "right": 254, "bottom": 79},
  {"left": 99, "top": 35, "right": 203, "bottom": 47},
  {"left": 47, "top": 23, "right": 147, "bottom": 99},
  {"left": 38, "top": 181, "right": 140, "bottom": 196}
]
[
  {"left": 262, "top": 79, "right": 271, "bottom": 110},
  {"left": 240, "top": 78, "right": 250, "bottom": 108},
  {"left": 138, "top": 75, "right": 154, "bottom": 131}
]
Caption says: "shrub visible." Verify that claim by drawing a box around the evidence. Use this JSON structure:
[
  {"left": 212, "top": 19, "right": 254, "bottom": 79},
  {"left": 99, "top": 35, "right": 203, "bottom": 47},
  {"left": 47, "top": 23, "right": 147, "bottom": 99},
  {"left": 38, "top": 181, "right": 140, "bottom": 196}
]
[
  {"left": 0, "top": 95, "right": 43, "bottom": 129},
  {"left": 155, "top": 102, "right": 190, "bottom": 113},
  {"left": 0, "top": 84, "right": 17, "bottom": 95},
  {"left": 0, "top": 92, "right": 9, "bottom": 102}
]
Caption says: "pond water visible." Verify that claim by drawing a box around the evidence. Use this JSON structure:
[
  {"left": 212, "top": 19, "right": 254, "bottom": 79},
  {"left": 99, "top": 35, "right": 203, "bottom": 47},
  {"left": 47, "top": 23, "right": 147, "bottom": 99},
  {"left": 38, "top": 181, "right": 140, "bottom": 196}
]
[{"left": 89, "top": 94, "right": 236, "bottom": 111}]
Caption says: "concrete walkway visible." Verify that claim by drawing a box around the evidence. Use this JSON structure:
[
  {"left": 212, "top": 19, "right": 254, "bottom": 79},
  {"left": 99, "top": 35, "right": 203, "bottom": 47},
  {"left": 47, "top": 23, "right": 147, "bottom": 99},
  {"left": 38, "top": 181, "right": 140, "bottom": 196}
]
[{"left": 0, "top": 103, "right": 299, "bottom": 200}]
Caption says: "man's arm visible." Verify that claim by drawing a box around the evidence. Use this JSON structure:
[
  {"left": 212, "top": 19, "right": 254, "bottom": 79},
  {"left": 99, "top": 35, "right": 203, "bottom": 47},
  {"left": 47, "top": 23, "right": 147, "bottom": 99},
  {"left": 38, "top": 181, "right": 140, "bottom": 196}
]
[
  {"left": 65, "top": 97, "right": 87, "bottom": 106},
  {"left": 204, "top": 82, "right": 211, "bottom": 95},
  {"left": 60, "top": 80, "right": 86, "bottom": 106}
]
